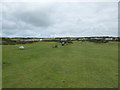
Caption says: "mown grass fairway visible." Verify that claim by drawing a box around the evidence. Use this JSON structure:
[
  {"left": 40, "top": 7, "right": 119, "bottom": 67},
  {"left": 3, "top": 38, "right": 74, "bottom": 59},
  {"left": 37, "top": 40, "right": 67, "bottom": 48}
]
[{"left": 2, "top": 41, "right": 118, "bottom": 88}]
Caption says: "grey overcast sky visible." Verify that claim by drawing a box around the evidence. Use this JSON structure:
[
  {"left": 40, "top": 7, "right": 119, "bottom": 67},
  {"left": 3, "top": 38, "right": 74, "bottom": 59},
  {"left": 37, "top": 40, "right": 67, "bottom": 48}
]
[{"left": 1, "top": 2, "right": 118, "bottom": 37}]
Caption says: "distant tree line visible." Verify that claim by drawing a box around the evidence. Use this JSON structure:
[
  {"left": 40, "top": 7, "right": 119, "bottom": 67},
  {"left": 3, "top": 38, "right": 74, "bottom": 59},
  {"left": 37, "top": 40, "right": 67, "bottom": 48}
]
[
  {"left": 1, "top": 38, "right": 39, "bottom": 45},
  {"left": 1, "top": 37, "right": 120, "bottom": 45}
]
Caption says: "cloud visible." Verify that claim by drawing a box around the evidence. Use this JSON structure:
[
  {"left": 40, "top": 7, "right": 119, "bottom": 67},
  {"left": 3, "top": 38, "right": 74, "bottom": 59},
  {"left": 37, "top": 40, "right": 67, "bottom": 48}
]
[
  {"left": 13, "top": 3, "right": 55, "bottom": 27},
  {"left": 2, "top": 2, "right": 118, "bottom": 37}
]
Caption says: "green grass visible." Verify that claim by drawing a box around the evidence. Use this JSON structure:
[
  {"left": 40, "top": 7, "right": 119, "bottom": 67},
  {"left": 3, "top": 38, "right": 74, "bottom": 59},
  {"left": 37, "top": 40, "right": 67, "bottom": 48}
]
[{"left": 2, "top": 41, "right": 118, "bottom": 88}]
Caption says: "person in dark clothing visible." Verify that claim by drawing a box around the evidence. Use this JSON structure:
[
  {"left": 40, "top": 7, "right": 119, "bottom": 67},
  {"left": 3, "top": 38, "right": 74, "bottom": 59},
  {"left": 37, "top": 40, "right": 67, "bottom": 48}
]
[
  {"left": 53, "top": 45, "right": 58, "bottom": 48},
  {"left": 61, "top": 42, "right": 65, "bottom": 46}
]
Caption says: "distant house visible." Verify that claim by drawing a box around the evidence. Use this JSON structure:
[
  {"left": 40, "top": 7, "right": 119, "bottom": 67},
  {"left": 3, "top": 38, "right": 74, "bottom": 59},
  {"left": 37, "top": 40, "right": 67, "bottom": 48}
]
[
  {"left": 39, "top": 39, "right": 43, "bottom": 41},
  {"left": 20, "top": 39, "right": 40, "bottom": 42},
  {"left": 93, "top": 38, "right": 103, "bottom": 40},
  {"left": 105, "top": 38, "right": 113, "bottom": 40},
  {"left": 77, "top": 38, "right": 84, "bottom": 41},
  {"left": 71, "top": 39, "right": 76, "bottom": 41},
  {"left": 60, "top": 39, "right": 68, "bottom": 41}
]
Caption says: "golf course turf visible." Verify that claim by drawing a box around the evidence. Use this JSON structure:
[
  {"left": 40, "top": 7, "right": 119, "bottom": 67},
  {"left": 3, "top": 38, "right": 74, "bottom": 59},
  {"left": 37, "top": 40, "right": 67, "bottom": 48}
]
[{"left": 2, "top": 41, "right": 118, "bottom": 88}]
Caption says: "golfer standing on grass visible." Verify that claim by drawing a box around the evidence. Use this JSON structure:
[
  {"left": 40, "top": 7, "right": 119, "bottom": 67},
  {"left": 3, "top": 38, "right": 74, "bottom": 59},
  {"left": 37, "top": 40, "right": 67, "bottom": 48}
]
[{"left": 61, "top": 42, "right": 65, "bottom": 46}]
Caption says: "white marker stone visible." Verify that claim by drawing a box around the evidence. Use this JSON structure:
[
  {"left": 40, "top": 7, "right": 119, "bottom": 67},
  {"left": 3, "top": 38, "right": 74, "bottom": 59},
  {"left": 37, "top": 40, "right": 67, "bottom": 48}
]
[{"left": 19, "top": 46, "right": 24, "bottom": 49}]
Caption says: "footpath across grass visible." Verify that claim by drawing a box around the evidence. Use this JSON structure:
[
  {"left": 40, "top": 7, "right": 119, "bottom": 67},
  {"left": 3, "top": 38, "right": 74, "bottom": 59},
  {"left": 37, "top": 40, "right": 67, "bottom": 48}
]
[{"left": 2, "top": 41, "right": 118, "bottom": 88}]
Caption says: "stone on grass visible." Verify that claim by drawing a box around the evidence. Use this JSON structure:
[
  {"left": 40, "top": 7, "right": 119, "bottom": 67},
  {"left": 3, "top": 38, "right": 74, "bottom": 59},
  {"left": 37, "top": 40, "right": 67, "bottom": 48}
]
[{"left": 19, "top": 46, "right": 24, "bottom": 50}]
